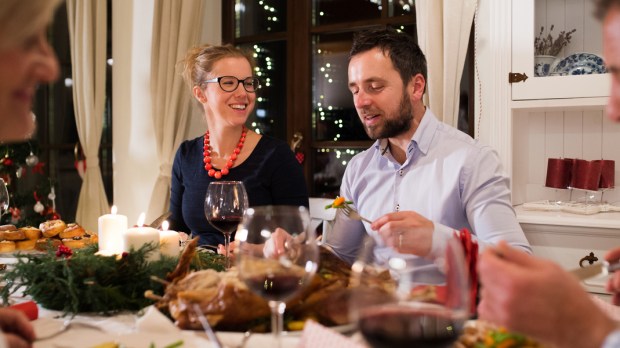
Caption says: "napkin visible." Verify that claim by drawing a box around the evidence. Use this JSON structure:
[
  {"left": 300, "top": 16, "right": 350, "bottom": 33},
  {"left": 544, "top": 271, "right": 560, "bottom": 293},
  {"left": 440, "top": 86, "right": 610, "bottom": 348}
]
[
  {"left": 9, "top": 300, "right": 38, "bottom": 320},
  {"left": 136, "top": 305, "right": 181, "bottom": 333},
  {"left": 297, "top": 320, "right": 364, "bottom": 348}
]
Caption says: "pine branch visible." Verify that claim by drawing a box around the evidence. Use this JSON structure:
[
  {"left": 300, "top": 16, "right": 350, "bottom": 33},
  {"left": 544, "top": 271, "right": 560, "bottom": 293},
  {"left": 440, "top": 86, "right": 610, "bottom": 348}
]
[{"left": 1, "top": 244, "right": 225, "bottom": 315}]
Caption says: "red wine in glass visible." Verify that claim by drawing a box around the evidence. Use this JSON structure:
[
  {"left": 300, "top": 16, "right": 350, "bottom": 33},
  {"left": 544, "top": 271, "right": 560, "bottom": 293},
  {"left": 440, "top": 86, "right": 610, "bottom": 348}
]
[
  {"left": 204, "top": 181, "right": 248, "bottom": 269},
  {"left": 358, "top": 303, "right": 464, "bottom": 348},
  {"left": 207, "top": 215, "right": 243, "bottom": 235},
  {"left": 244, "top": 273, "right": 304, "bottom": 302}
]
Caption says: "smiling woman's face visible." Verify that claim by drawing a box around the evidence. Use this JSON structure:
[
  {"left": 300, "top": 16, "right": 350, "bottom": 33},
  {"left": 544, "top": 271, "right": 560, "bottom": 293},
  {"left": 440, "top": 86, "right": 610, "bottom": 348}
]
[{"left": 0, "top": 25, "right": 58, "bottom": 143}]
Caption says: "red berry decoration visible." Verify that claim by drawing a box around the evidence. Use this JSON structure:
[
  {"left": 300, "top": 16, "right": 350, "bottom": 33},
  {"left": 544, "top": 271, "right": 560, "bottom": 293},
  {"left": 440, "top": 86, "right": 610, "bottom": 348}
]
[{"left": 55, "top": 245, "right": 73, "bottom": 258}]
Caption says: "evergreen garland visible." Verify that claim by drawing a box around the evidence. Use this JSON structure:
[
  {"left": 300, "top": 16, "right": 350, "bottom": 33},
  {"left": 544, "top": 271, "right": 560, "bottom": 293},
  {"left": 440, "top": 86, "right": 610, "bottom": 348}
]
[{"left": 1, "top": 244, "right": 225, "bottom": 315}]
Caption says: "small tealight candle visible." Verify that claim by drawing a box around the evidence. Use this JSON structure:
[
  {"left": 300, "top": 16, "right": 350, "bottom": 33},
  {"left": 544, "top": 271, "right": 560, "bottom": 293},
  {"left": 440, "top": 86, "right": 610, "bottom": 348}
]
[
  {"left": 123, "top": 213, "right": 160, "bottom": 262},
  {"left": 159, "top": 221, "right": 180, "bottom": 258},
  {"left": 98, "top": 205, "right": 127, "bottom": 254}
]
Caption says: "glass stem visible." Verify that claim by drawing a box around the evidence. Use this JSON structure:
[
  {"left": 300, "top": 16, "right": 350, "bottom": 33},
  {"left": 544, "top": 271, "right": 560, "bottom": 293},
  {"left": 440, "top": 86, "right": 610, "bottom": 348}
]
[
  {"left": 268, "top": 300, "right": 286, "bottom": 347},
  {"left": 224, "top": 232, "right": 231, "bottom": 269}
]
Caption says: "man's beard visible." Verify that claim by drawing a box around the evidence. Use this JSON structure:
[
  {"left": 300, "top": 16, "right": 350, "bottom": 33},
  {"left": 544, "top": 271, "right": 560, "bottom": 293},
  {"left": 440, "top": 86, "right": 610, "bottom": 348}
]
[{"left": 364, "top": 90, "right": 413, "bottom": 140}]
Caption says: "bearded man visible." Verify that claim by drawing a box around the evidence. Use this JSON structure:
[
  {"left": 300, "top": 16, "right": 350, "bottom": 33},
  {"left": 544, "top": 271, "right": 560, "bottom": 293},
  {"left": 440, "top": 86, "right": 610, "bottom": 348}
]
[{"left": 324, "top": 27, "right": 531, "bottom": 271}]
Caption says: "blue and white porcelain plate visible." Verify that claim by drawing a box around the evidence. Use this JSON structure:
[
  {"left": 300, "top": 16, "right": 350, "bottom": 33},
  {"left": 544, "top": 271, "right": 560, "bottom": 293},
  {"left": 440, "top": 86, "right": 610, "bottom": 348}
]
[{"left": 551, "top": 53, "right": 607, "bottom": 76}]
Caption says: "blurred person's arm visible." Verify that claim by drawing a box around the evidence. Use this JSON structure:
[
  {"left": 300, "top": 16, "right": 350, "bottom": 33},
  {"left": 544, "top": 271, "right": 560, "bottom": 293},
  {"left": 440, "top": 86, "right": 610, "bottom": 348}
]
[
  {"left": 0, "top": 308, "right": 35, "bottom": 348},
  {"left": 605, "top": 247, "right": 620, "bottom": 305},
  {"left": 478, "top": 241, "right": 617, "bottom": 348}
]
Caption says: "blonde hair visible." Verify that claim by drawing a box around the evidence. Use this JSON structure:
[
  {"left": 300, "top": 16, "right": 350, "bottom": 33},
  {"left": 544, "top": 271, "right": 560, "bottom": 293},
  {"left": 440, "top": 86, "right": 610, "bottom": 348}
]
[
  {"left": 0, "top": 0, "right": 62, "bottom": 50},
  {"left": 180, "top": 44, "right": 256, "bottom": 91}
]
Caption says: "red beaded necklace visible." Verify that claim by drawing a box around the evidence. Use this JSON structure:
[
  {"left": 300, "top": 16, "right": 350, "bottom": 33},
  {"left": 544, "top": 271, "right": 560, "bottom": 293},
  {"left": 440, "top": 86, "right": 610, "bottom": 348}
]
[{"left": 203, "top": 126, "right": 247, "bottom": 179}]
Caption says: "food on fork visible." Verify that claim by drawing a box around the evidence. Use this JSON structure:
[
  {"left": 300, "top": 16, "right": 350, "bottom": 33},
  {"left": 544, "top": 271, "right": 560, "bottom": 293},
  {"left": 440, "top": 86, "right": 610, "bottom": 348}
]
[
  {"left": 324, "top": 196, "right": 353, "bottom": 209},
  {"left": 40, "top": 219, "right": 67, "bottom": 238}
]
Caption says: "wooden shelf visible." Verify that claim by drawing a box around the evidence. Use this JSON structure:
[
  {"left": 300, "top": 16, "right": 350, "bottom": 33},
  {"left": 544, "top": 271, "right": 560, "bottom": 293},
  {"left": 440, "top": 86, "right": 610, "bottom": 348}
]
[{"left": 515, "top": 204, "right": 620, "bottom": 230}]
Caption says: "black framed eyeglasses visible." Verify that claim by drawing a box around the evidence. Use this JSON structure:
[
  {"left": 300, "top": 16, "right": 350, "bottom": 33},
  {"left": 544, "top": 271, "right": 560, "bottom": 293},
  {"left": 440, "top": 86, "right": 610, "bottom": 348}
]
[{"left": 202, "top": 76, "right": 261, "bottom": 93}]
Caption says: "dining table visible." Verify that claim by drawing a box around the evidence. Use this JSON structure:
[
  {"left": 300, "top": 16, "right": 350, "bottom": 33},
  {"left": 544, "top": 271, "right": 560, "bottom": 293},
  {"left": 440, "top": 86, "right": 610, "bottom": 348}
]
[{"left": 0, "top": 242, "right": 369, "bottom": 348}]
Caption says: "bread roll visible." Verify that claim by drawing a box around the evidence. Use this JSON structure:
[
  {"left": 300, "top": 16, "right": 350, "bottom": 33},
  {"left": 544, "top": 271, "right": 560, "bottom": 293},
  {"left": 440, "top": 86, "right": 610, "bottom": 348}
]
[
  {"left": 35, "top": 238, "right": 61, "bottom": 251},
  {"left": 59, "top": 223, "right": 85, "bottom": 239},
  {"left": 62, "top": 237, "right": 85, "bottom": 249},
  {"left": 0, "top": 230, "right": 25, "bottom": 241},
  {"left": 19, "top": 227, "right": 41, "bottom": 240},
  {"left": 0, "top": 224, "right": 17, "bottom": 231},
  {"left": 0, "top": 241, "right": 15, "bottom": 253},
  {"left": 40, "top": 220, "right": 66, "bottom": 238},
  {"left": 83, "top": 231, "right": 98, "bottom": 245},
  {"left": 16, "top": 239, "right": 36, "bottom": 251}
]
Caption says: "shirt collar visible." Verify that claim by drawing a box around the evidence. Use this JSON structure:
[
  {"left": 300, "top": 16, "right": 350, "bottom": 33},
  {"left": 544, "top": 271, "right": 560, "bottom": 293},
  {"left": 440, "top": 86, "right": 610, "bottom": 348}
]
[{"left": 412, "top": 108, "right": 437, "bottom": 156}]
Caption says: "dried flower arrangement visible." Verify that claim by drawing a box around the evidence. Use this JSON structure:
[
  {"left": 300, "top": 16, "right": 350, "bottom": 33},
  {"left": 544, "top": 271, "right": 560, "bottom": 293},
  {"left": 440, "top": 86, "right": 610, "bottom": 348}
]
[{"left": 534, "top": 25, "right": 577, "bottom": 56}]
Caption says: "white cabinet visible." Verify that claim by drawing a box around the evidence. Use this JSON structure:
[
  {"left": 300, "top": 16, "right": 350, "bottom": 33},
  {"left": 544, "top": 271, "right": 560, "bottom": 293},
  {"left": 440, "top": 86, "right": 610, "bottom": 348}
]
[
  {"left": 511, "top": 0, "right": 610, "bottom": 101},
  {"left": 480, "top": 0, "right": 620, "bottom": 298},
  {"left": 517, "top": 206, "right": 619, "bottom": 300}
]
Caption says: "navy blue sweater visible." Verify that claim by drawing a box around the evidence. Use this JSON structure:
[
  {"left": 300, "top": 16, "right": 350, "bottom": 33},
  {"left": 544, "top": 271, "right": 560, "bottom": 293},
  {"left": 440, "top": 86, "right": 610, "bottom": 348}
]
[{"left": 169, "top": 135, "right": 309, "bottom": 248}]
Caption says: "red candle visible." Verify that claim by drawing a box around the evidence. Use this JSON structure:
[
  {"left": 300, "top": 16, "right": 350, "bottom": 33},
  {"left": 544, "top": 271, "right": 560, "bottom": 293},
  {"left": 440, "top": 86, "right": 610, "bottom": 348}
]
[
  {"left": 598, "top": 160, "right": 615, "bottom": 189},
  {"left": 571, "top": 159, "right": 602, "bottom": 191},
  {"left": 545, "top": 158, "right": 572, "bottom": 189}
]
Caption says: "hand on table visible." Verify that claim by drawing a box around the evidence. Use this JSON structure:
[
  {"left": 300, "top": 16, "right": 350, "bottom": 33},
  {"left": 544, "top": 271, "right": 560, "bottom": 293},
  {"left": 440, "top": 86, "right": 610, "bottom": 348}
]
[
  {"left": 477, "top": 241, "right": 616, "bottom": 348},
  {"left": 218, "top": 228, "right": 293, "bottom": 260},
  {"left": 371, "top": 211, "right": 434, "bottom": 256},
  {"left": 0, "top": 308, "right": 35, "bottom": 348}
]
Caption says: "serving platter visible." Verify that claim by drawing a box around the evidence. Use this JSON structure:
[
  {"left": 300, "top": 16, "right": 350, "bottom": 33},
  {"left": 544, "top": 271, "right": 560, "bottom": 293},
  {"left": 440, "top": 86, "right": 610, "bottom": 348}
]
[{"left": 551, "top": 53, "right": 607, "bottom": 76}]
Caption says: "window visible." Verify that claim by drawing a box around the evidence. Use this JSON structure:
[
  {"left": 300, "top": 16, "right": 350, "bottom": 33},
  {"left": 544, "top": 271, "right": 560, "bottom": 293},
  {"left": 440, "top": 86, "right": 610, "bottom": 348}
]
[
  {"left": 223, "top": 0, "right": 473, "bottom": 197},
  {"left": 30, "top": 2, "right": 113, "bottom": 222}
]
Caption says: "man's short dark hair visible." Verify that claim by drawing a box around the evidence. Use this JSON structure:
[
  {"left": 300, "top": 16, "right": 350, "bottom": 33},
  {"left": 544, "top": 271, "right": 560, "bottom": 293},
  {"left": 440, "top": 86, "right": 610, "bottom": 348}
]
[
  {"left": 349, "top": 27, "right": 428, "bottom": 88},
  {"left": 594, "top": 0, "right": 620, "bottom": 20}
]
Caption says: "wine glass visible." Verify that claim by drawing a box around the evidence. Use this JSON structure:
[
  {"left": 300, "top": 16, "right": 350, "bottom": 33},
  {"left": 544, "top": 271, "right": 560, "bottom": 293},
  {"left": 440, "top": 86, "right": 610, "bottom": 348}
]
[
  {"left": 0, "top": 178, "right": 9, "bottom": 220},
  {"left": 236, "top": 205, "right": 319, "bottom": 347},
  {"left": 350, "top": 235, "right": 469, "bottom": 348},
  {"left": 204, "top": 181, "right": 248, "bottom": 269}
]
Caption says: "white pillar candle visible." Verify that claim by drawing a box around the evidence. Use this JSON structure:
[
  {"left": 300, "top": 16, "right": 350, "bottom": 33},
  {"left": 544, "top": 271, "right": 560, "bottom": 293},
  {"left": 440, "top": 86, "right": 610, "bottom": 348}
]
[
  {"left": 159, "top": 221, "right": 180, "bottom": 258},
  {"left": 123, "top": 213, "right": 160, "bottom": 262},
  {"left": 98, "top": 205, "right": 127, "bottom": 254}
]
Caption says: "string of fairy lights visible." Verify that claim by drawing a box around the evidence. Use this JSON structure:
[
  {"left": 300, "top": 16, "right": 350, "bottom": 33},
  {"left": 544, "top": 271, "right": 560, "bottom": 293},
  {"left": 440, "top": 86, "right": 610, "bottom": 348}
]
[{"left": 235, "top": 0, "right": 414, "bottom": 173}]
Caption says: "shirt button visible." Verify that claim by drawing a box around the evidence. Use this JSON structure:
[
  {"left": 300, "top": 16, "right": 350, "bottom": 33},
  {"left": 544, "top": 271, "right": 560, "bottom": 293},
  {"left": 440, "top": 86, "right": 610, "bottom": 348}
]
[
  {"left": 399, "top": 169, "right": 404, "bottom": 176},
  {"left": 395, "top": 204, "right": 400, "bottom": 211}
]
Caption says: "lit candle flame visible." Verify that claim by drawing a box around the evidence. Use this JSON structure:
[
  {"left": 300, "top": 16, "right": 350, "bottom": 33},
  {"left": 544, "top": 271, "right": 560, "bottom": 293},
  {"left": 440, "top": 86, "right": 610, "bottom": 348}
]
[
  {"left": 111, "top": 205, "right": 117, "bottom": 215},
  {"left": 162, "top": 220, "right": 169, "bottom": 231},
  {"left": 136, "top": 212, "right": 146, "bottom": 226}
]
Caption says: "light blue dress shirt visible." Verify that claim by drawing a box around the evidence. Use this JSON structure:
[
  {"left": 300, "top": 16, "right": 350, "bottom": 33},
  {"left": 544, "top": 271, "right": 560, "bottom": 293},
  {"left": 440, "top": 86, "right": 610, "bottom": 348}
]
[
  {"left": 324, "top": 108, "right": 531, "bottom": 267},
  {"left": 602, "top": 330, "right": 620, "bottom": 348}
]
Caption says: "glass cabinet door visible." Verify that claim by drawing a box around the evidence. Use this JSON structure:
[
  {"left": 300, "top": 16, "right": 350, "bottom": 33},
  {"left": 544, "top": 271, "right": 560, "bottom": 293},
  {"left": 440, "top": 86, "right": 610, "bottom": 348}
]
[{"left": 512, "top": 0, "right": 610, "bottom": 100}]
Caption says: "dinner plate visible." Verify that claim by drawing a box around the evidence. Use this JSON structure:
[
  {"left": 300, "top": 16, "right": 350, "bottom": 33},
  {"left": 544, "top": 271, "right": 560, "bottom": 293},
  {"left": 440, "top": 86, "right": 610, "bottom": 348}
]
[{"left": 551, "top": 53, "right": 607, "bottom": 76}]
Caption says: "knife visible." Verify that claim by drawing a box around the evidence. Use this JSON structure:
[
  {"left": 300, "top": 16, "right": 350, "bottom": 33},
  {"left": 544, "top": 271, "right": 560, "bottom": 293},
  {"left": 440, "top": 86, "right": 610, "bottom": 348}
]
[
  {"left": 148, "top": 211, "right": 171, "bottom": 229},
  {"left": 569, "top": 261, "right": 620, "bottom": 280}
]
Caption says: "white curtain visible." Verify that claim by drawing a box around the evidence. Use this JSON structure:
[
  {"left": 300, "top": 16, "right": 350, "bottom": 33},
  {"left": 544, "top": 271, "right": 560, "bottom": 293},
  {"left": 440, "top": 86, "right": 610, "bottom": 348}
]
[
  {"left": 146, "top": 0, "right": 204, "bottom": 222},
  {"left": 416, "top": 0, "right": 477, "bottom": 127},
  {"left": 66, "top": 0, "right": 109, "bottom": 231}
]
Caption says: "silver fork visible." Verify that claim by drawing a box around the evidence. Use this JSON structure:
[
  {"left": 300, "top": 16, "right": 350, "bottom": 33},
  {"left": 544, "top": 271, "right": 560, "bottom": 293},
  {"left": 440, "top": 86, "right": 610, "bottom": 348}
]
[
  {"left": 341, "top": 205, "right": 372, "bottom": 224},
  {"left": 232, "top": 330, "right": 252, "bottom": 348},
  {"left": 36, "top": 319, "right": 104, "bottom": 341}
]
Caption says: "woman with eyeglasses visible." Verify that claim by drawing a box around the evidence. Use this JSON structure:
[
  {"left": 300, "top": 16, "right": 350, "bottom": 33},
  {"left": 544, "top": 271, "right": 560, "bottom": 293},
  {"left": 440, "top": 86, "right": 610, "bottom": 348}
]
[{"left": 169, "top": 44, "right": 308, "bottom": 251}]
